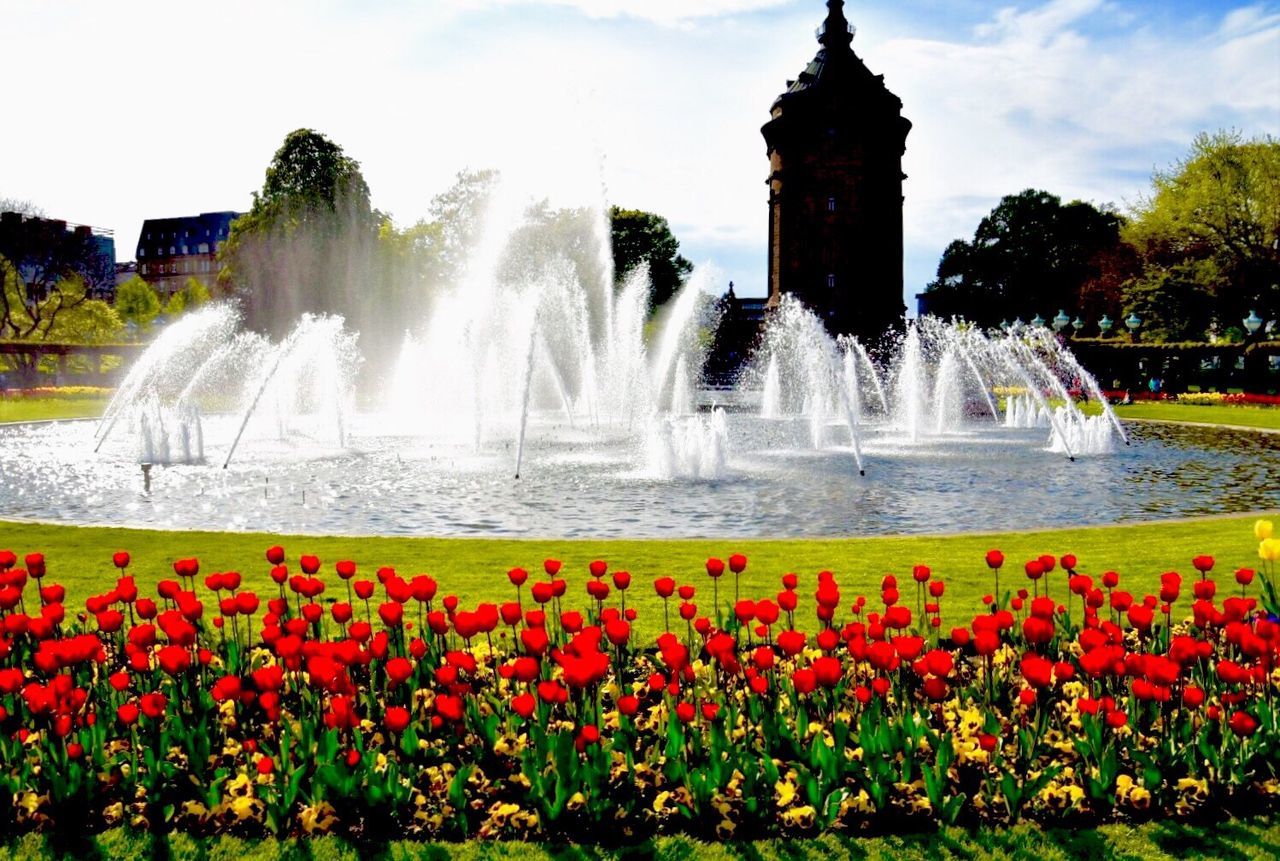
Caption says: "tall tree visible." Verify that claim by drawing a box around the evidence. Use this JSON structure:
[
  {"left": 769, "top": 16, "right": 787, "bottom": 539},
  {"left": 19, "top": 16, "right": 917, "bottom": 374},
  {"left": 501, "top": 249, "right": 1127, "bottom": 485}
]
[
  {"left": 114, "top": 275, "right": 162, "bottom": 332},
  {"left": 1122, "top": 131, "right": 1280, "bottom": 338},
  {"left": 0, "top": 209, "right": 112, "bottom": 340},
  {"left": 609, "top": 207, "right": 692, "bottom": 309},
  {"left": 922, "top": 189, "right": 1126, "bottom": 326},
  {"left": 219, "top": 129, "right": 382, "bottom": 336}
]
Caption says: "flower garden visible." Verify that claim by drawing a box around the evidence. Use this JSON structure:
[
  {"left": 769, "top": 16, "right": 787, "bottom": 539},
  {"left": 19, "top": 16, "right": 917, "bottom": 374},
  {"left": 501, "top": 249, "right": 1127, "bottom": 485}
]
[{"left": 2, "top": 522, "right": 1279, "bottom": 848}]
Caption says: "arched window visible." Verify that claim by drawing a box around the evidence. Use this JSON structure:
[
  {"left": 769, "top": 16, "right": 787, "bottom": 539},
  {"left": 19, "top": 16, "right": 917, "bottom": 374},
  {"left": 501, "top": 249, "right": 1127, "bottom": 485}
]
[{"left": 827, "top": 273, "right": 836, "bottom": 288}]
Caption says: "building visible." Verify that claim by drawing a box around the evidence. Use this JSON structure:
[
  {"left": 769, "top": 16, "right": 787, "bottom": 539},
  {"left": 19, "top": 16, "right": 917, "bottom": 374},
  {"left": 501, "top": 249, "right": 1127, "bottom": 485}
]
[
  {"left": 0, "top": 211, "right": 116, "bottom": 300},
  {"left": 135, "top": 211, "right": 240, "bottom": 297},
  {"left": 705, "top": 281, "right": 769, "bottom": 384},
  {"left": 762, "top": 0, "right": 911, "bottom": 343}
]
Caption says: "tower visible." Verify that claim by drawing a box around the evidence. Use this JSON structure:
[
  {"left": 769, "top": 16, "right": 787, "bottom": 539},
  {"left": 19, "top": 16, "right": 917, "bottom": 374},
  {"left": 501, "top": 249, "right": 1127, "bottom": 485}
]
[{"left": 762, "top": 0, "right": 910, "bottom": 342}]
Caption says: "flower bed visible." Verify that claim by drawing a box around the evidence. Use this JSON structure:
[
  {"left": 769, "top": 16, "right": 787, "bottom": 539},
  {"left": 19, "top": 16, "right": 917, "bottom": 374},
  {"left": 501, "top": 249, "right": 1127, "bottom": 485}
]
[{"left": 1, "top": 524, "right": 1279, "bottom": 841}]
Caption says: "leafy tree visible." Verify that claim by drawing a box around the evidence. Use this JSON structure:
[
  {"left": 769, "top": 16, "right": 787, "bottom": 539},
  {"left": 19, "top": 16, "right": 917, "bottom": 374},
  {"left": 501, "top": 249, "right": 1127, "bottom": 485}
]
[
  {"left": 0, "top": 209, "right": 113, "bottom": 340},
  {"left": 219, "top": 129, "right": 382, "bottom": 336},
  {"left": 1122, "top": 131, "right": 1280, "bottom": 337},
  {"left": 609, "top": 206, "right": 692, "bottom": 309},
  {"left": 114, "top": 275, "right": 162, "bottom": 332},
  {"left": 163, "top": 276, "right": 211, "bottom": 316},
  {"left": 922, "top": 189, "right": 1126, "bottom": 326}
]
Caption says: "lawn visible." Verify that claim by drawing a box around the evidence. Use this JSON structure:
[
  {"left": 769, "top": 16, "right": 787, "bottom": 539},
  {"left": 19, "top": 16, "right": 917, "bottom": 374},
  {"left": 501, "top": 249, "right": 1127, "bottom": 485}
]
[
  {"left": 1101, "top": 401, "right": 1280, "bottom": 431},
  {"left": 3, "top": 817, "right": 1278, "bottom": 860},
  {"left": 0, "top": 392, "right": 110, "bottom": 424},
  {"left": 1, "top": 512, "right": 1271, "bottom": 634}
]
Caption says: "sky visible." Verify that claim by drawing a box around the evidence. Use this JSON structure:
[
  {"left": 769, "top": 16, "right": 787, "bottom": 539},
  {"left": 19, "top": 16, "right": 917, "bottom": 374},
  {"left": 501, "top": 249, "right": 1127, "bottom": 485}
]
[{"left": 2, "top": 0, "right": 1278, "bottom": 306}]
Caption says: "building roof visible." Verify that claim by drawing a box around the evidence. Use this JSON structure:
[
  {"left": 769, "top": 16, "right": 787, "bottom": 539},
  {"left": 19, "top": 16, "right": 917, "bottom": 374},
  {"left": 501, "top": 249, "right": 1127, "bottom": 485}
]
[
  {"left": 136, "top": 211, "right": 241, "bottom": 258},
  {"left": 770, "top": 0, "right": 904, "bottom": 113}
]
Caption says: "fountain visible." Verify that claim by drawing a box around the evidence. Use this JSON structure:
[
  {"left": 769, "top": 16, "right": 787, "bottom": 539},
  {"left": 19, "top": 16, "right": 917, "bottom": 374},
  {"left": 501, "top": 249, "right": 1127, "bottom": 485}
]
[{"left": 8, "top": 163, "right": 1266, "bottom": 539}]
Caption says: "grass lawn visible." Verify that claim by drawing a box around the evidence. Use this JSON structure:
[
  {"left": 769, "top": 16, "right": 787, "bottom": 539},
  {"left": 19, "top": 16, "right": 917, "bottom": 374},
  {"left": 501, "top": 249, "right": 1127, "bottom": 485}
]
[
  {"left": 3, "top": 817, "right": 1279, "bottom": 860},
  {"left": 0, "top": 393, "right": 110, "bottom": 424},
  {"left": 1, "top": 513, "right": 1271, "bottom": 634},
  {"left": 1087, "top": 401, "right": 1280, "bottom": 431}
]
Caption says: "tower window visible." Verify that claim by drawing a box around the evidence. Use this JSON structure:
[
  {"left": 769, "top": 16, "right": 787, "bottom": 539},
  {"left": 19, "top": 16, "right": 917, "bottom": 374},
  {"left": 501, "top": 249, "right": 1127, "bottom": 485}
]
[
  {"left": 827, "top": 273, "right": 836, "bottom": 288},
  {"left": 827, "top": 197, "right": 836, "bottom": 212}
]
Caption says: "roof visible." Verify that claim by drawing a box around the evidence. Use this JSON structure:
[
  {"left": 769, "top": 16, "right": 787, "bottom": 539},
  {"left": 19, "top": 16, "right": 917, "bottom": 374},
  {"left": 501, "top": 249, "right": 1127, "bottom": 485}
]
[
  {"left": 136, "top": 211, "right": 241, "bottom": 257},
  {"left": 770, "top": 1, "right": 903, "bottom": 113}
]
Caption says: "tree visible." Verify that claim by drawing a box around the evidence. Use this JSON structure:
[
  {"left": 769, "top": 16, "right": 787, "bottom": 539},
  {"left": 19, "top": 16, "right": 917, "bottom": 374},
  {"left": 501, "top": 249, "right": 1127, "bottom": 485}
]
[
  {"left": 114, "top": 276, "right": 162, "bottom": 332},
  {"left": 1123, "top": 131, "right": 1280, "bottom": 337},
  {"left": 219, "top": 129, "right": 382, "bottom": 336},
  {"left": 163, "top": 276, "right": 211, "bottom": 317},
  {"left": 609, "top": 207, "right": 692, "bottom": 309},
  {"left": 921, "top": 189, "right": 1127, "bottom": 326},
  {"left": 0, "top": 208, "right": 114, "bottom": 340}
]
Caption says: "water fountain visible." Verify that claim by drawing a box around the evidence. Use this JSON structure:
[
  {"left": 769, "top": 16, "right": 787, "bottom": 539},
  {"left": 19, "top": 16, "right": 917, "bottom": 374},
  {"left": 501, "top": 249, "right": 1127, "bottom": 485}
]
[{"left": 5, "top": 166, "right": 1272, "bottom": 538}]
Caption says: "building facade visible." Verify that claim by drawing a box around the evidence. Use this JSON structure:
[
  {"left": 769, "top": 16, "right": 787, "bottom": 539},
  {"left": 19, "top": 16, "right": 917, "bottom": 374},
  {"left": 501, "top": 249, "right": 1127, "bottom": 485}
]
[
  {"left": 762, "top": 0, "right": 911, "bottom": 343},
  {"left": 135, "top": 211, "right": 240, "bottom": 297},
  {"left": 0, "top": 211, "right": 116, "bottom": 300}
]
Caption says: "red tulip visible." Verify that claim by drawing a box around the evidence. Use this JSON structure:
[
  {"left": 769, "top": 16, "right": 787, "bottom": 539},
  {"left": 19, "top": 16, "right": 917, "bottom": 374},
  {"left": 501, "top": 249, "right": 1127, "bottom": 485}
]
[
  {"left": 336, "top": 560, "right": 356, "bottom": 580},
  {"left": 543, "top": 559, "right": 562, "bottom": 576},
  {"left": 379, "top": 602, "right": 404, "bottom": 626},
  {"left": 511, "top": 693, "right": 536, "bottom": 718},
  {"left": 1235, "top": 568, "right": 1255, "bottom": 586},
  {"left": 266, "top": 545, "right": 285, "bottom": 565},
  {"left": 508, "top": 567, "right": 528, "bottom": 587},
  {"left": 1192, "top": 555, "right": 1215, "bottom": 574},
  {"left": 140, "top": 692, "right": 167, "bottom": 720},
  {"left": 1228, "top": 710, "right": 1258, "bottom": 737},
  {"left": 385, "top": 706, "right": 410, "bottom": 733},
  {"left": 675, "top": 701, "right": 696, "bottom": 722},
  {"left": 112, "top": 551, "right": 130, "bottom": 570},
  {"left": 654, "top": 576, "right": 676, "bottom": 598},
  {"left": 706, "top": 558, "right": 725, "bottom": 578},
  {"left": 912, "top": 565, "right": 930, "bottom": 583},
  {"left": 300, "top": 555, "right": 320, "bottom": 575},
  {"left": 728, "top": 554, "right": 747, "bottom": 574},
  {"left": 985, "top": 550, "right": 1004, "bottom": 569},
  {"left": 589, "top": 560, "right": 607, "bottom": 578}
]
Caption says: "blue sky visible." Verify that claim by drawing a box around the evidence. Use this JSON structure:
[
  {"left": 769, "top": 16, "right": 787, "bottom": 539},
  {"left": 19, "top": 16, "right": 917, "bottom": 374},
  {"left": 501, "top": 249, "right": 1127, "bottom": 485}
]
[{"left": 2, "top": 0, "right": 1277, "bottom": 307}]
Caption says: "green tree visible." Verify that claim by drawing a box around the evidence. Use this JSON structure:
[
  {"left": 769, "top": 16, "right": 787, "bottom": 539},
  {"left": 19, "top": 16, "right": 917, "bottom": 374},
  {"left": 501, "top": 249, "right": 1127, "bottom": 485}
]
[
  {"left": 922, "top": 189, "right": 1128, "bottom": 326},
  {"left": 609, "top": 206, "right": 692, "bottom": 309},
  {"left": 1122, "top": 131, "right": 1280, "bottom": 338},
  {"left": 0, "top": 208, "right": 112, "bottom": 340},
  {"left": 113, "top": 275, "right": 162, "bottom": 332},
  {"left": 219, "top": 129, "right": 382, "bottom": 336},
  {"left": 163, "top": 276, "right": 211, "bottom": 316}
]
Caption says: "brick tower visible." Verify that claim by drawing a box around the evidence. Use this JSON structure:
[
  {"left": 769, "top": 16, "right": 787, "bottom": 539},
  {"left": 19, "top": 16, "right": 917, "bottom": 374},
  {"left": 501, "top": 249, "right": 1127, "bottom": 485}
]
[{"left": 762, "top": 0, "right": 911, "bottom": 342}]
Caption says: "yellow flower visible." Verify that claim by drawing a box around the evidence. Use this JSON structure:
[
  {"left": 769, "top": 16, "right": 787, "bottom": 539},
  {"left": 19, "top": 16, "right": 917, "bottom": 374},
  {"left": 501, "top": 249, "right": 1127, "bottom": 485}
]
[
  {"left": 1260, "top": 538, "right": 1280, "bottom": 563},
  {"left": 774, "top": 777, "right": 798, "bottom": 808},
  {"left": 299, "top": 802, "right": 339, "bottom": 834},
  {"left": 780, "top": 805, "right": 816, "bottom": 829},
  {"left": 1256, "top": 519, "right": 1274, "bottom": 541}
]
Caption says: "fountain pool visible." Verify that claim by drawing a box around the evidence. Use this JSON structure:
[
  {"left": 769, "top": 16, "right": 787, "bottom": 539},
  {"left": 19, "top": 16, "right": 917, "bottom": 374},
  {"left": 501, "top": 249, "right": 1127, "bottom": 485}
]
[{"left": 1, "top": 412, "right": 1276, "bottom": 538}]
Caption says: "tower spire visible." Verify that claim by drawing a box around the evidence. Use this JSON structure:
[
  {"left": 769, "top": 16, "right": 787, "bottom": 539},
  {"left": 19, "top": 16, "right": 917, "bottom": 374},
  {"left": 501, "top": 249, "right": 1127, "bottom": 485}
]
[{"left": 818, "top": 0, "right": 854, "bottom": 52}]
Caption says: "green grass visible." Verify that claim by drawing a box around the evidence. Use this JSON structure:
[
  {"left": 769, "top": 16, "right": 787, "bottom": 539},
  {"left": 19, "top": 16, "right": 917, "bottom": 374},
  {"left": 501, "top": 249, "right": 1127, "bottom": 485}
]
[
  {"left": 1, "top": 513, "right": 1271, "bottom": 632},
  {"left": 0, "top": 394, "right": 109, "bottom": 424},
  {"left": 1087, "top": 401, "right": 1280, "bottom": 430},
  {"left": 3, "top": 817, "right": 1279, "bottom": 860}
]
